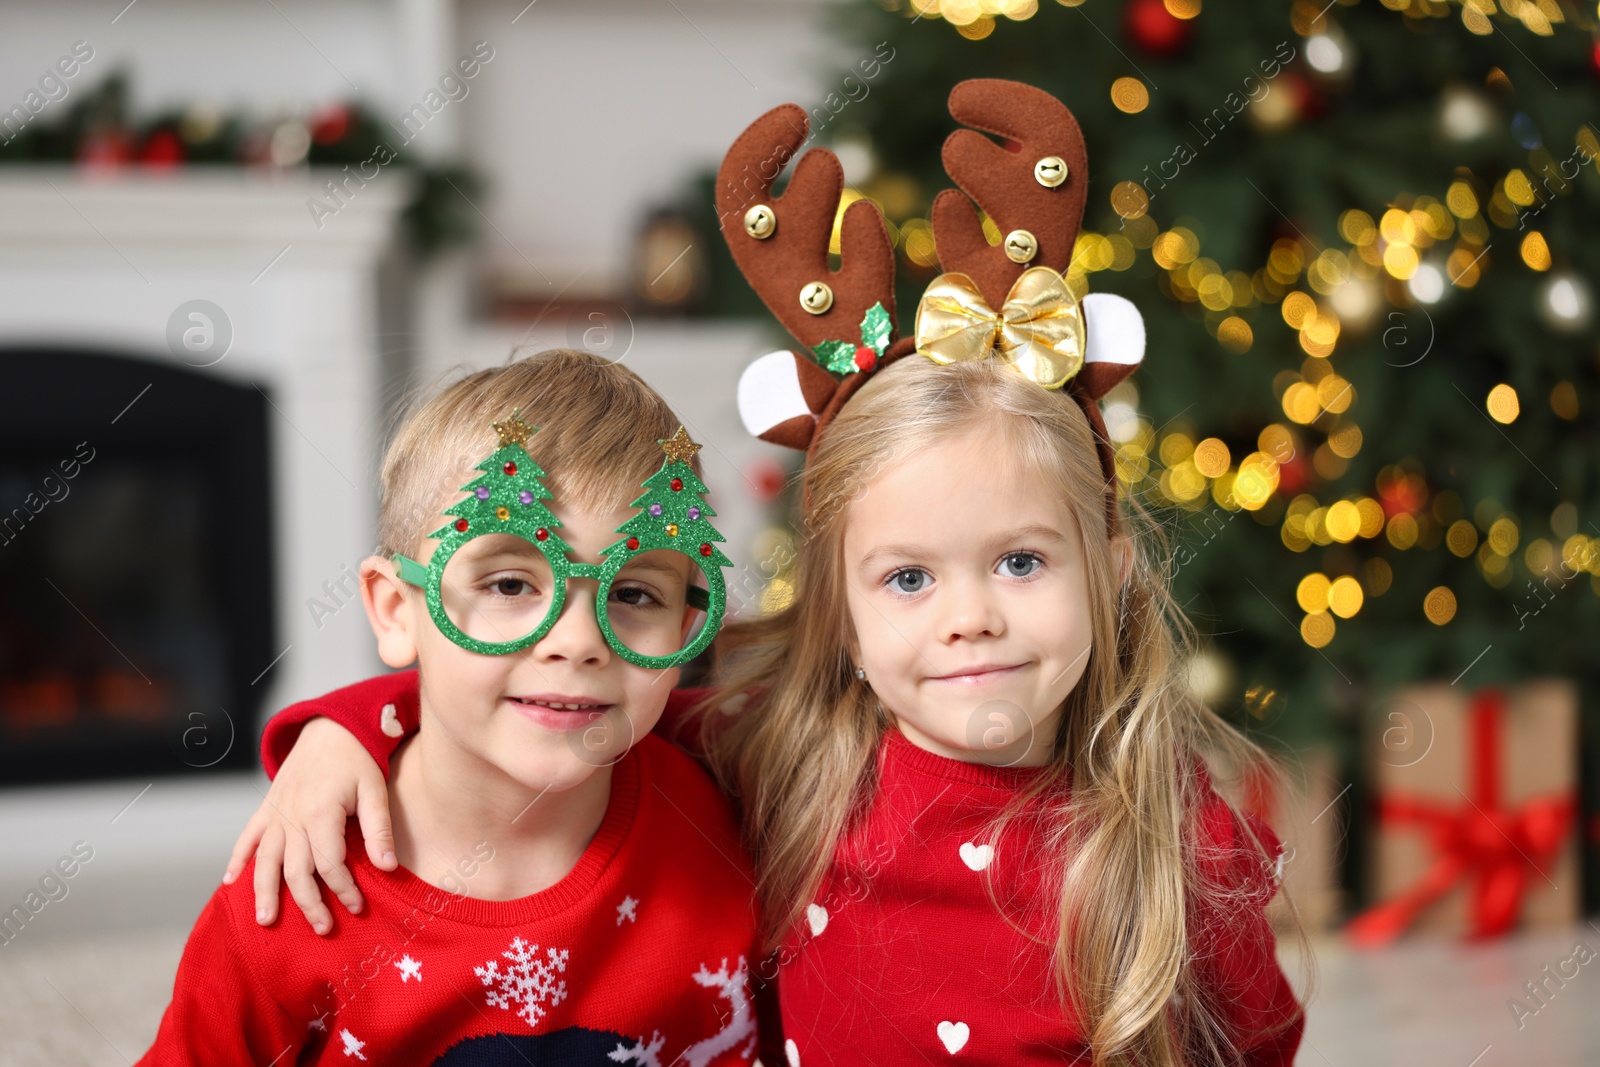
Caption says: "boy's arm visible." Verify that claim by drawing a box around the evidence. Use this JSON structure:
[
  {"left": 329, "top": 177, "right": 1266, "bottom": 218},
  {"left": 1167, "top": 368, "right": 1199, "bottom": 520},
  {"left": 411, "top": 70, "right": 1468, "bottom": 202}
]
[{"left": 135, "top": 891, "right": 303, "bottom": 1066}]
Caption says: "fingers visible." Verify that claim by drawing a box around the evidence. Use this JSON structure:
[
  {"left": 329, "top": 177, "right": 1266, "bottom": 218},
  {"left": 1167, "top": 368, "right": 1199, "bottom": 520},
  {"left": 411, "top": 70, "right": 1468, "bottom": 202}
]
[
  {"left": 356, "top": 775, "right": 398, "bottom": 871},
  {"left": 252, "top": 823, "right": 285, "bottom": 925},
  {"left": 224, "top": 809, "right": 267, "bottom": 886},
  {"left": 282, "top": 828, "right": 336, "bottom": 936},
  {"left": 308, "top": 816, "right": 364, "bottom": 917}
]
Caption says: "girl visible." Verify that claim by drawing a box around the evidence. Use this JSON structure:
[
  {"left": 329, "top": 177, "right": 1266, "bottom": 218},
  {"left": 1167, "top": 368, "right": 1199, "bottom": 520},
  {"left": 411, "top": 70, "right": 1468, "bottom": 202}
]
[{"left": 233, "top": 81, "right": 1307, "bottom": 1064}]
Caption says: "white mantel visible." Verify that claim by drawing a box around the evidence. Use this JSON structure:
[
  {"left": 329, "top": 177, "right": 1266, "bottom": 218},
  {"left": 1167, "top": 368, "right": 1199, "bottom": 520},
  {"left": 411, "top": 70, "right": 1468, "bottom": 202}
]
[{"left": 0, "top": 167, "right": 410, "bottom": 726}]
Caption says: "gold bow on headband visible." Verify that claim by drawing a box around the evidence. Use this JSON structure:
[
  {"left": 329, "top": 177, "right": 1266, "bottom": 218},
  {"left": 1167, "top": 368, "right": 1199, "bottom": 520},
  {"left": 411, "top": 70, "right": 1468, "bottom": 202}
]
[{"left": 913, "top": 266, "right": 1086, "bottom": 389}]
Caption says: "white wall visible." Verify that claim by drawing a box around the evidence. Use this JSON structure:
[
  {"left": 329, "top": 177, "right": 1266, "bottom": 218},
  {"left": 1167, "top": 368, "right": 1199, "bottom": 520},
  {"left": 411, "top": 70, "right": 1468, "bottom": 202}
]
[{"left": 0, "top": 0, "right": 840, "bottom": 296}]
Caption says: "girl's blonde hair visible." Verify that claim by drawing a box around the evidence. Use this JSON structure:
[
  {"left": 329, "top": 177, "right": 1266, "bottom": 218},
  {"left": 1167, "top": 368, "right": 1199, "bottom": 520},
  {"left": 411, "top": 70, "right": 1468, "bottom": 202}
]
[
  {"left": 376, "top": 348, "right": 700, "bottom": 560},
  {"left": 699, "top": 355, "right": 1307, "bottom": 1066}
]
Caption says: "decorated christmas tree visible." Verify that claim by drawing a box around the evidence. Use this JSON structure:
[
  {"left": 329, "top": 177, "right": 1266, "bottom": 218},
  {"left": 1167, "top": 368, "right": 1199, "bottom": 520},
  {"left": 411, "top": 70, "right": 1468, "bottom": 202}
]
[
  {"left": 433, "top": 409, "right": 571, "bottom": 553},
  {"left": 606, "top": 427, "right": 735, "bottom": 571},
  {"left": 688, "top": 0, "right": 1600, "bottom": 765}
]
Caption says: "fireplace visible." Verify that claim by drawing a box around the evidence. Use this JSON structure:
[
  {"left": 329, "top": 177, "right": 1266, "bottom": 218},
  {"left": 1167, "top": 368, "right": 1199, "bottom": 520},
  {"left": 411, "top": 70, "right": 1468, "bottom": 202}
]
[
  {"left": 0, "top": 348, "right": 275, "bottom": 783},
  {"left": 0, "top": 168, "right": 410, "bottom": 784}
]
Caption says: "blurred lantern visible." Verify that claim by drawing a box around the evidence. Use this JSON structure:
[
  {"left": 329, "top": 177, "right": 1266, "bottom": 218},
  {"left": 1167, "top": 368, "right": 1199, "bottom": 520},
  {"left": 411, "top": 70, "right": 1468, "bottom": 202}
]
[{"left": 632, "top": 208, "right": 708, "bottom": 312}]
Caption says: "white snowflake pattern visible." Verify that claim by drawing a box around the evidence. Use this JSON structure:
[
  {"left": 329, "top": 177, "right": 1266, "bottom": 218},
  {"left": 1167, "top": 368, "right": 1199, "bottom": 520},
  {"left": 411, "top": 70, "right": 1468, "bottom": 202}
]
[
  {"left": 616, "top": 895, "right": 639, "bottom": 926},
  {"left": 393, "top": 954, "right": 423, "bottom": 983},
  {"left": 474, "top": 937, "right": 570, "bottom": 1028},
  {"left": 339, "top": 1028, "right": 367, "bottom": 1060},
  {"left": 608, "top": 1030, "right": 665, "bottom": 1066}
]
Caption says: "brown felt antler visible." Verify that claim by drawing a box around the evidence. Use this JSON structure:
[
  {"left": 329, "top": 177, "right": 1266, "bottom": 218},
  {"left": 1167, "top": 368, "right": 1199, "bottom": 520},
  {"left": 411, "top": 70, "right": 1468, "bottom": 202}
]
[
  {"left": 931, "top": 79, "right": 1091, "bottom": 310},
  {"left": 717, "top": 103, "right": 911, "bottom": 453},
  {"left": 715, "top": 103, "right": 898, "bottom": 353}
]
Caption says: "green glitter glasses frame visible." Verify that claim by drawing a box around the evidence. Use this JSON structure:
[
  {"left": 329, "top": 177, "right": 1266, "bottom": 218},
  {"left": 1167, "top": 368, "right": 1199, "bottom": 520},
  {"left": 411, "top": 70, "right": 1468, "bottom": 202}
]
[{"left": 390, "top": 411, "right": 731, "bottom": 670}]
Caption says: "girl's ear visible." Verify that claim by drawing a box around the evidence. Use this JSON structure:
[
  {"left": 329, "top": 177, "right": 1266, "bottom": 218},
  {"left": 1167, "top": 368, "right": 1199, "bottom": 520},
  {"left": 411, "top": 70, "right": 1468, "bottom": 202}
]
[
  {"left": 1112, "top": 535, "right": 1134, "bottom": 591},
  {"left": 361, "top": 555, "right": 420, "bottom": 668}
]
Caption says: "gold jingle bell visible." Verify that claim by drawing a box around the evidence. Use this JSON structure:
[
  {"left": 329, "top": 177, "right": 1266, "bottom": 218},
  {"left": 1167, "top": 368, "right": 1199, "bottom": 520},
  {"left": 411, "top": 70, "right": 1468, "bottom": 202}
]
[
  {"left": 1034, "top": 156, "right": 1068, "bottom": 188},
  {"left": 744, "top": 204, "right": 776, "bottom": 240},
  {"left": 1003, "top": 229, "right": 1038, "bottom": 264},
  {"left": 799, "top": 281, "right": 834, "bottom": 315}
]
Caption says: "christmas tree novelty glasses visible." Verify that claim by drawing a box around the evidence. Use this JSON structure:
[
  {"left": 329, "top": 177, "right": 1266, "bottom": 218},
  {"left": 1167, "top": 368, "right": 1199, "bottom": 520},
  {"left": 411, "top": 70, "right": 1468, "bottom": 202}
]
[{"left": 391, "top": 410, "right": 730, "bottom": 669}]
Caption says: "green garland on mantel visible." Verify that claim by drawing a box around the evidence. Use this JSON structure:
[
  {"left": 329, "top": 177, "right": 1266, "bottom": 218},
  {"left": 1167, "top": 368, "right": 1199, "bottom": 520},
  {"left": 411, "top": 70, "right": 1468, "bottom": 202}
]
[{"left": 0, "top": 71, "right": 480, "bottom": 259}]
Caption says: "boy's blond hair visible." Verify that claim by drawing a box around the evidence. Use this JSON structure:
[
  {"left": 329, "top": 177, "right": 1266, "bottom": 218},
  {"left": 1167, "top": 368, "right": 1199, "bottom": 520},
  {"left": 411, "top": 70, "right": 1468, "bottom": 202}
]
[{"left": 377, "top": 348, "right": 701, "bottom": 560}]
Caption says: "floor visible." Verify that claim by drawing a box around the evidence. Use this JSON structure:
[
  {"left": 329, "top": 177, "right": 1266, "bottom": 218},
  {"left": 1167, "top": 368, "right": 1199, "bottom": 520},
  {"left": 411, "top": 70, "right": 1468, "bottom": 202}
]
[{"left": 1, "top": 773, "right": 1597, "bottom": 1065}]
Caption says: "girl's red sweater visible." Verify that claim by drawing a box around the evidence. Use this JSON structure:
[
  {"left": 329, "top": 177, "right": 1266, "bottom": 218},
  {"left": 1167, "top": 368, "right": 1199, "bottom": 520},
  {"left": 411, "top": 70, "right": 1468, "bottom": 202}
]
[{"left": 260, "top": 671, "right": 1303, "bottom": 1065}]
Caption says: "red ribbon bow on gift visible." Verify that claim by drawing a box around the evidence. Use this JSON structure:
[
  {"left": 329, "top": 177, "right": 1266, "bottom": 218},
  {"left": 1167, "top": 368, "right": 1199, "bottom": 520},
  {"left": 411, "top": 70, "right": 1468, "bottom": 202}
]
[{"left": 1345, "top": 688, "right": 1576, "bottom": 948}]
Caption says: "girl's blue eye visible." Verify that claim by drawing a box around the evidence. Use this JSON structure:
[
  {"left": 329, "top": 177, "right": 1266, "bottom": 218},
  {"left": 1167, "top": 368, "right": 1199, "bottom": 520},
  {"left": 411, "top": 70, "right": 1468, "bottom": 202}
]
[
  {"left": 998, "top": 552, "right": 1042, "bottom": 578},
  {"left": 888, "top": 568, "right": 928, "bottom": 594}
]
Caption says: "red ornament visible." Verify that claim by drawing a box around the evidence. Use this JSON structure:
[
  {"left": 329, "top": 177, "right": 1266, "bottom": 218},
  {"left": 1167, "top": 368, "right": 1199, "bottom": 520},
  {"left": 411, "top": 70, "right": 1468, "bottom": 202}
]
[
  {"left": 670, "top": 477, "right": 684, "bottom": 492},
  {"left": 853, "top": 346, "right": 878, "bottom": 372},
  {"left": 137, "top": 128, "right": 185, "bottom": 169},
  {"left": 699, "top": 543, "right": 713, "bottom": 557},
  {"left": 503, "top": 461, "right": 518, "bottom": 476},
  {"left": 746, "top": 458, "right": 788, "bottom": 503},
  {"left": 454, "top": 518, "right": 469, "bottom": 532},
  {"left": 535, "top": 527, "right": 549, "bottom": 541},
  {"left": 78, "top": 128, "right": 134, "bottom": 170},
  {"left": 1593, "top": 40, "right": 1600, "bottom": 76},
  {"left": 309, "top": 104, "right": 351, "bottom": 146},
  {"left": 1124, "top": 0, "right": 1193, "bottom": 58},
  {"left": 626, "top": 536, "right": 640, "bottom": 551}
]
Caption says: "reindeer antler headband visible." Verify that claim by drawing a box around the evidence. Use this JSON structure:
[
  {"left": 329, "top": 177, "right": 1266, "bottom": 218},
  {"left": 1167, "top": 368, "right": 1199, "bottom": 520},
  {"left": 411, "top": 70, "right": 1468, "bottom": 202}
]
[{"left": 717, "top": 79, "right": 1146, "bottom": 535}]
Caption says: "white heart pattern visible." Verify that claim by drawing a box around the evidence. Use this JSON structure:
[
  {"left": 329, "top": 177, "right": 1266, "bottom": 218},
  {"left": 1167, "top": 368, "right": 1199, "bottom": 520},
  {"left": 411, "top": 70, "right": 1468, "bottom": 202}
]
[
  {"left": 805, "top": 903, "right": 828, "bottom": 937},
  {"left": 958, "top": 842, "right": 993, "bottom": 871},
  {"left": 937, "top": 1020, "right": 970, "bottom": 1054},
  {"left": 379, "top": 703, "right": 404, "bottom": 738},
  {"left": 785, "top": 1037, "right": 801, "bottom": 1067}
]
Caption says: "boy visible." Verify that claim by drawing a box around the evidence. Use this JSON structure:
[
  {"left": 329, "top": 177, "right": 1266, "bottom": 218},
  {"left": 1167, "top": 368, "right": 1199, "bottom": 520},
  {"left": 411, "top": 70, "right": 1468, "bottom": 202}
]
[{"left": 139, "top": 350, "right": 762, "bottom": 1065}]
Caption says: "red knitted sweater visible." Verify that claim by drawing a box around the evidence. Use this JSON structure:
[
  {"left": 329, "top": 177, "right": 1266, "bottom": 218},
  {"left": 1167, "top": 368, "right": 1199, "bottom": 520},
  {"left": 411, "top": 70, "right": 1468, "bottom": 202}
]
[{"left": 259, "top": 671, "right": 1304, "bottom": 1065}]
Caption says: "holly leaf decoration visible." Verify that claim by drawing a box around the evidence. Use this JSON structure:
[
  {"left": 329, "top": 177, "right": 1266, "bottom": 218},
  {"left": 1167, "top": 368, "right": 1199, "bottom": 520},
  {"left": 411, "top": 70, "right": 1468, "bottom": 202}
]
[
  {"left": 811, "top": 301, "right": 894, "bottom": 376},
  {"left": 859, "top": 302, "right": 891, "bottom": 357},
  {"left": 814, "top": 339, "right": 858, "bottom": 376}
]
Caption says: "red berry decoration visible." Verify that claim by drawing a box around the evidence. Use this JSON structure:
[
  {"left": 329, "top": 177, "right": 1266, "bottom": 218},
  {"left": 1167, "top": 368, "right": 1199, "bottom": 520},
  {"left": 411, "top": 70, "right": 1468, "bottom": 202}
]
[
  {"left": 854, "top": 346, "right": 877, "bottom": 372},
  {"left": 699, "top": 543, "right": 713, "bottom": 557},
  {"left": 535, "top": 527, "right": 549, "bottom": 541},
  {"left": 626, "top": 536, "right": 640, "bottom": 551},
  {"left": 454, "top": 518, "right": 469, "bottom": 532},
  {"left": 503, "top": 461, "right": 518, "bottom": 476}
]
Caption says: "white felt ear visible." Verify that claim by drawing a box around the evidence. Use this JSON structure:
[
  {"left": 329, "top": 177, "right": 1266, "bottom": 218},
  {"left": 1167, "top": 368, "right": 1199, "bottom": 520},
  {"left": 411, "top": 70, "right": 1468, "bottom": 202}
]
[
  {"left": 1082, "top": 292, "right": 1146, "bottom": 368},
  {"left": 737, "top": 350, "right": 812, "bottom": 439}
]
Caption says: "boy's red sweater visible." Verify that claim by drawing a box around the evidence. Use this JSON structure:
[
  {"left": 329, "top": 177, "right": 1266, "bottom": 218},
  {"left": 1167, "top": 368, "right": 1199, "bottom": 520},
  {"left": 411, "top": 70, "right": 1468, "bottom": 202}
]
[
  {"left": 142, "top": 725, "right": 764, "bottom": 1065},
  {"left": 259, "top": 671, "right": 1304, "bottom": 1065}
]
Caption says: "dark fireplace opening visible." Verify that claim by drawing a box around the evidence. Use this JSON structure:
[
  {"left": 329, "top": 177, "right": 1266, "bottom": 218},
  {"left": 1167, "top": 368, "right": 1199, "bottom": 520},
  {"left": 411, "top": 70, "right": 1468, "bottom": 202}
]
[{"left": 0, "top": 348, "right": 275, "bottom": 785}]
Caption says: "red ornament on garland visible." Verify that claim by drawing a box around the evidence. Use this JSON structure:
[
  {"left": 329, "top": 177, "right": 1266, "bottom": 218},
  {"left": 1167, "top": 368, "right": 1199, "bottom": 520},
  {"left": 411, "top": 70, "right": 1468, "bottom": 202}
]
[
  {"left": 137, "top": 128, "right": 185, "bottom": 169},
  {"left": 699, "top": 543, "right": 713, "bottom": 557},
  {"left": 309, "top": 104, "right": 351, "bottom": 146},
  {"left": 535, "top": 527, "right": 549, "bottom": 541},
  {"left": 1125, "top": 0, "right": 1193, "bottom": 58},
  {"left": 670, "top": 477, "right": 684, "bottom": 492},
  {"left": 626, "top": 536, "right": 640, "bottom": 551},
  {"left": 503, "top": 461, "right": 518, "bottom": 476},
  {"left": 454, "top": 518, "right": 469, "bottom": 532}
]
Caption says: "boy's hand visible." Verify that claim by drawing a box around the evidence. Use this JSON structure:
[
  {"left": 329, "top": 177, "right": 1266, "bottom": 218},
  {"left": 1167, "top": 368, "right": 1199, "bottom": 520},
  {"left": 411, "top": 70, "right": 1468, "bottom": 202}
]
[{"left": 224, "top": 716, "right": 397, "bottom": 935}]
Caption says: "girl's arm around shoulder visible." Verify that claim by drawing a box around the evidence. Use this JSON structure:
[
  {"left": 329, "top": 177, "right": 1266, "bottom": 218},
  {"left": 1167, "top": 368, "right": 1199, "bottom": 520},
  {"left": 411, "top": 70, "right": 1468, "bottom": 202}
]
[
  {"left": 259, "top": 670, "right": 421, "bottom": 779},
  {"left": 135, "top": 882, "right": 305, "bottom": 1065}
]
